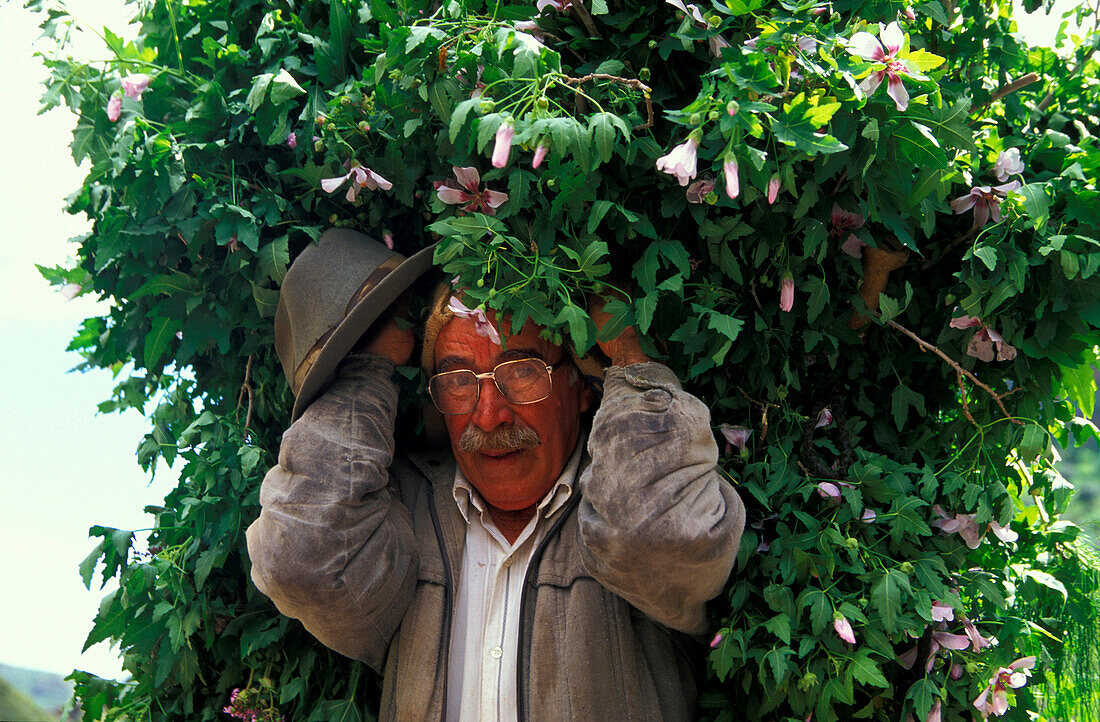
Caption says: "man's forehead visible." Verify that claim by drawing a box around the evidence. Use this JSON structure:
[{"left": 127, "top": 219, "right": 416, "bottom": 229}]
[{"left": 434, "top": 315, "right": 558, "bottom": 366}]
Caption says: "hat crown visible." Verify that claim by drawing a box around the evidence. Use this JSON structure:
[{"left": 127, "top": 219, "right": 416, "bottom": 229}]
[{"left": 274, "top": 229, "right": 434, "bottom": 420}]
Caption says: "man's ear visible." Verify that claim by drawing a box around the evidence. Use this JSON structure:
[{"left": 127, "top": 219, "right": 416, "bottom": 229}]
[{"left": 579, "top": 382, "right": 595, "bottom": 414}]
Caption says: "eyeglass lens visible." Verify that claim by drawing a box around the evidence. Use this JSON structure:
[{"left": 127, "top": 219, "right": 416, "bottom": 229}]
[{"left": 430, "top": 359, "right": 553, "bottom": 414}]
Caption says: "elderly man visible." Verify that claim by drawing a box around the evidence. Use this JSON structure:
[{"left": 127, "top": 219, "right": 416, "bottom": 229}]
[{"left": 247, "top": 231, "right": 745, "bottom": 721}]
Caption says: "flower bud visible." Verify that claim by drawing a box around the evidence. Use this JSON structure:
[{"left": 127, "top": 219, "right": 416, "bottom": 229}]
[
  {"left": 648, "top": 40, "right": 658, "bottom": 49},
  {"left": 899, "top": 561, "right": 914, "bottom": 574},
  {"left": 708, "top": 110, "right": 719, "bottom": 121},
  {"left": 797, "top": 672, "right": 819, "bottom": 691},
  {"left": 479, "top": 99, "right": 495, "bottom": 113},
  {"left": 688, "top": 113, "right": 703, "bottom": 125},
  {"left": 313, "top": 139, "right": 324, "bottom": 152},
  {"left": 639, "top": 67, "right": 651, "bottom": 81},
  {"left": 358, "top": 120, "right": 371, "bottom": 132},
  {"left": 726, "top": 100, "right": 739, "bottom": 116},
  {"left": 845, "top": 537, "right": 859, "bottom": 549}
]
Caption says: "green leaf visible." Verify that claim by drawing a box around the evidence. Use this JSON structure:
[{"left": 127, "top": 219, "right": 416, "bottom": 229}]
[
  {"left": 870, "top": 569, "right": 911, "bottom": 634},
  {"left": 554, "top": 304, "right": 594, "bottom": 353},
  {"left": 803, "top": 277, "right": 831, "bottom": 323},
  {"left": 245, "top": 72, "right": 274, "bottom": 112},
  {"left": 848, "top": 651, "right": 890, "bottom": 688},
  {"left": 763, "top": 612, "right": 792, "bottom": 644},
  {"left": 144, "top": 316, "right": 180, "bottom": 368},
  {"left": 890, "top": 384, "right": 926, "bottom": 431},
  {"left": 1058, "top": 362, "right": 1097, "bottom": 417},
  {"left": 906, "top": 679, "right": 938, "bottom": 721},
  {"left": 449, "top": 98, "right": 481, "bottom": 142},
  {"left": 269, "top": 69, "right": 305, "bottom": 104},
  {"left": 79, "top": 540, "right": 106, "bottom": 590},
  {"left": 972, "top": 245, "right": 998, "bottom": 271},
  {"left": 892, "top": 122, "right": 949, "bottom": 170},
  {"left": 1021, "top": 568, "right": 1068, "bottom": 599},
  {"left": 313, "top": 699, "right": 363, "bottom": 722},
  {"left": 889, "top": 496, "right": 932, "bottom": 538},
  {"left": 132, "top": 272, "right": 203, "bottom": 299},
  {"left": 771, "top": 93, "right": 848, "bottom": 155},
  {"left": 801, "top": 588, "right": 832, "bottom": 635},
  {"left": 635, "top": 291, "right": 658, "bottom": 335},
  {"left": 1016, "top": 182, "right": 1051, "bottom": 229},
  {"left": 706, "top": 311, "right": 744, "bottom": 343}
]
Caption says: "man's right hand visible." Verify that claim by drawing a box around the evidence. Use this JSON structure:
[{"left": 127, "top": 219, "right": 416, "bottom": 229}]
[{"left": 358, "top": 305, "right": 414, "bottom": 366}]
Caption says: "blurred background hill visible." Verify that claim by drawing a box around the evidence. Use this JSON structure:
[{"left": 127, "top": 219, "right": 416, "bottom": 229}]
[{"left": 0, "top": 662, "right": 78, "bottom": 721}]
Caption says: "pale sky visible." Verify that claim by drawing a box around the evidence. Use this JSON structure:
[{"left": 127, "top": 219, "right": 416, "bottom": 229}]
[{"left": 0, "top": 0, "right": 1081, "bottom": 684}]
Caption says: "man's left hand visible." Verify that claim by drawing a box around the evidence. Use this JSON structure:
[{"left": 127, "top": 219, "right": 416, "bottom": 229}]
[{"left": 589, "top": 295, "right": 651, "bottom": 368}]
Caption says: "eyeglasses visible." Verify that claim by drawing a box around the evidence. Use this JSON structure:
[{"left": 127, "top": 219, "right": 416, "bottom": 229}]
[{"left": 428, "top": 357, "right": 567, "bottom": 415}]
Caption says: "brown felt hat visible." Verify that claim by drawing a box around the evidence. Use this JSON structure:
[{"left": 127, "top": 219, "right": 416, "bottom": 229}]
[{"left": 275, "top": 228, "right": 436, "bottom": 420}]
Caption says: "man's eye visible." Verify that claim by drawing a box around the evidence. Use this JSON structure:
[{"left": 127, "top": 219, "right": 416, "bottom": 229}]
[{"left": 510, "top": 364, "right": 537, "bottom": 379}]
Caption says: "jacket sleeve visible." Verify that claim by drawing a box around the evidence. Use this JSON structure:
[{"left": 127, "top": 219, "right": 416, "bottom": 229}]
[
  {"left": 577, "top": 362, "right": 745, "bottom": 635},
  {"left": 245, "top": 353, "right": 418, "bottom": 670}
]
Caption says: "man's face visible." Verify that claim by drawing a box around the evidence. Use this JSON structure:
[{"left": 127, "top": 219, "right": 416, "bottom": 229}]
[{"left": 434, "top": 313, "right": 591, "bottom": 511}]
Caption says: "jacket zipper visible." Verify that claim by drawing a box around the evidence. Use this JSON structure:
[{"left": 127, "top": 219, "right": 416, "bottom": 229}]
[
  {"left": 426, "top": 482, "right": 455, "bottom": 721},
  {"left": 515, "top": 491, "right": 583, "bottom": 722}
]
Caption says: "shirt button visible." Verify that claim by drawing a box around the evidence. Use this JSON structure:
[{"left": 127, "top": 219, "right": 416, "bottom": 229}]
[{"left": 489, "top": 646, "right": 503, "bottom": 660}]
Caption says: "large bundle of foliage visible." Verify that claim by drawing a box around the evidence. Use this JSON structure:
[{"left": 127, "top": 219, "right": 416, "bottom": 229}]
[{"left": 33, "top": 0, "right": 1100, "bottom": 719}]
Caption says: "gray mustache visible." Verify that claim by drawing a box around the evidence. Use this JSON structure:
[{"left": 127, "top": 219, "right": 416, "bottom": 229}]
[{"left": 459, "top": 424, "right": 541, "bottom": 453}]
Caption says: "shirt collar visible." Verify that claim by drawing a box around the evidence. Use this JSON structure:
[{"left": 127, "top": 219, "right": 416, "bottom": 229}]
[{"left": 452, "top": 430, "right": 587, "bottom": 525}]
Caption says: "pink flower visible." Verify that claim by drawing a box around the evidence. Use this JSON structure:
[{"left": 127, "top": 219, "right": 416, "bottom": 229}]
[
  {"left": 383, "top": 231, "right": 394, "bottom": 250},
  {"left": 710, "top": 632, "right": 724, "bottom": 648},
  {"left": 448, "top": 296, "right": 502, "bottom": 344},
  {"left": 321, "top": 164, "right": 393, "bottom": 202},
  {"left": 536, "top": 0, "right": 565, "bottom": 11},
  {"left": 861, "top": 509, "right": 877, "bottom": 523},
  {"left": 899, "top": 629, "right": 972, "bottom": 672},
  {"left": 815, "top": 407, "right": 833, "bottom": 429},
  {"left": 723, "top": 157, "right": 740, "bottom": 200},
  {"left": 532, "top": 143, "right": 549, "bottom": 169},
  {"left": 666, "top": 0, "right": 704, "bottom": 24},
  {"left": 286, "top": 132, "right": 297, "bottom": 149},
  {"left": 106, "top": 94, "right": 122, "bottom": 122},
  {"left": 834, "top": 614, "right": 857, "bottom": 645},
  {"left": 931, "top": 601, "right": 955, "bottom": 622},
  {"left": 121, "top": 74, "right": 151, "bottom": 100},
  {"left": 816, "top": 479, "right": 853, "bottom": 500},
  {"left": 656, "top": 136, "right": 700, "bottom": 186},
  {"left": 962, "top": 617, "right": 994, "bottom": 652},
  {"left": 994, "top": 148, "right": 1024, "bottom": 182},
  {"left": 951, "top": 663, "right": 965, "bottom": 679},
  {"left": 841, "top": 235, "right": 867, "bottom": 258},
  {"left": 925, "top": 699, "right": 941, "bottom": 722},
  {"left": 830, "top": 203, "right": 865, "bottom": 231},
  {"left": 767, "top": 174, "right": 781, "bottom": 204},
  {"left": 719, "top": 424, "right": 752, "bottom": 453},
  {"left": 931, "top": 504, "right": 983, "bottom": 549},
  {"left": 492, "top": 121, "right": 514, "bottom": 168},
  {"left": 779, "top": 274, "right": 794, "bottom": 312},
  {"left": 686, "top": 178, "right": 715, "bottom": 203},
  {"left": 949, "top": 314, "right": 982, "bottom": 330},
  {"left": 797, "top": 36, "right": 819, "bottom": 54},
  {"left": 973, "top": 656, "right": 1036, "bottom": 718},
  {"left": 990, "top": 520, "right": 1018, "bottom": 542},
  {"left": 847, "top": 22, "right": 920, "bottom": 111},
  {"left": 949, "top": 181, "right": 1021, "bottom": 227},
  {"left": 949, "top": 315, "right": 1017, "bottom": 362},
  {"left": 434, "top": 166, "right": 509, "bottom": 215}
]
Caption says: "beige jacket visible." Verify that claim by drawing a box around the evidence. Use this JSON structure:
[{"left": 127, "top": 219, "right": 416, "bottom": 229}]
[{"left": 246, "top": 354, "right": 745, "bottom": 721}]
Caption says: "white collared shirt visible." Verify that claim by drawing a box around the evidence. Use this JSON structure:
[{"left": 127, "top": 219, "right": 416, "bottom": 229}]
[{"left": 445, "top": 434, "right": 585, "bottom": 722}]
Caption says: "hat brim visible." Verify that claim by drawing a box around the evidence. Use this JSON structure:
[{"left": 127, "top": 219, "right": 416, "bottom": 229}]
[{"left": 291, "top": 243, "right": 437, "bottom": 420}]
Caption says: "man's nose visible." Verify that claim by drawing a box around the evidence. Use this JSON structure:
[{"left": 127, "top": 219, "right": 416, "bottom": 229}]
[{"left": 471, "top": 376, "right": 514, "bottom": 430}]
